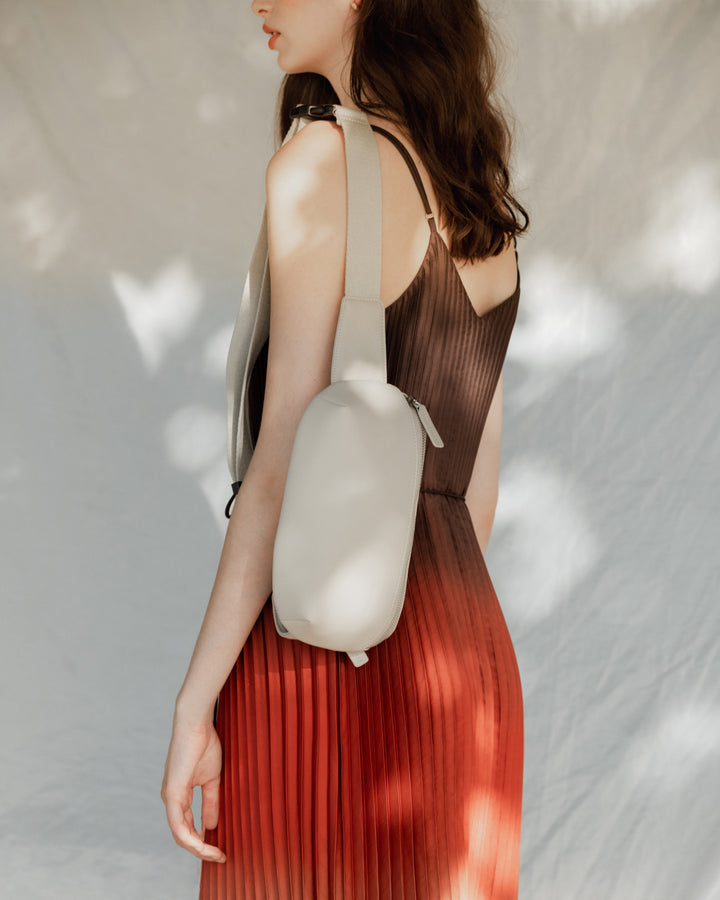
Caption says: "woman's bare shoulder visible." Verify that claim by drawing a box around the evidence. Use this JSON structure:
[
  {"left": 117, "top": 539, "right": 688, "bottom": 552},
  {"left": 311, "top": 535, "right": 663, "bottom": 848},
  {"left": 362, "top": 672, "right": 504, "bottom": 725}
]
[
  {"left": 266, "top": 118, "right": 346, "bottom": 185},
  {"left": 264, "top": 119, "right": 348, "bottom": 274}
]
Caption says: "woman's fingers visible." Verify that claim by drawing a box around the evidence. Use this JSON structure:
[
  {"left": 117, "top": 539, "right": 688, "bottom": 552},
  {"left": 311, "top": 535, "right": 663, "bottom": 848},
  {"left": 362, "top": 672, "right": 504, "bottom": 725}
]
[
  {"left": 160, "top": 718, "right": 226, "bottom": 862},
  {"left": 164, "top": 790, "right": 226, "bottom": 863},
  {"left": 201, "top": 775, "right": 221, "bottom": 832}
]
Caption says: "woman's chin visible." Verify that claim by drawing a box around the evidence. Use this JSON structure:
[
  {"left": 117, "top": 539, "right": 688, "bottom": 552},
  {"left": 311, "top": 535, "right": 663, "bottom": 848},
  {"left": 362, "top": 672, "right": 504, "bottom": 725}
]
[
  {"left": 271, "top": 50, "right": 321, "bottom": 78},
  {"left": 277, "top": 59, "right": 312, "bottom": 76}
]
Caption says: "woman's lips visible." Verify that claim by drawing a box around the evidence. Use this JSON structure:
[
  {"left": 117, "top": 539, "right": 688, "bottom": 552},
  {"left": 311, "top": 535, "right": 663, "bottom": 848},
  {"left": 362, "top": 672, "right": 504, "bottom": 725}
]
[{"left": 262, "top": 24, "right": 281, "bottom": 50}]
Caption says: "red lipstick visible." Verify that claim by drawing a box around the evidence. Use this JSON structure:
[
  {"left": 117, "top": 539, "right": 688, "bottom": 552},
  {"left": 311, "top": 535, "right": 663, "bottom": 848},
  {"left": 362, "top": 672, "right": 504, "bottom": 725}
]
[{"left": 262, "top": 24, "right": 281, "bottom": 50}]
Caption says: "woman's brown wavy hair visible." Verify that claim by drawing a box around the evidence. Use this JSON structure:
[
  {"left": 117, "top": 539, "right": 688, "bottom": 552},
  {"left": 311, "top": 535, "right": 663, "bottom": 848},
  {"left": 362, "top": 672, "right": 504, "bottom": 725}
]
[{"left": 274, "top": 0, "right": 529, "bottom": 262}]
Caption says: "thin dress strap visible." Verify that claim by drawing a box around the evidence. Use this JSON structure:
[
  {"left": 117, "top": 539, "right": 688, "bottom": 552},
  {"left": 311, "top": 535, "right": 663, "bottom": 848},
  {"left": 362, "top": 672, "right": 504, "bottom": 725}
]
[
  {"left": 370, "top": 124, "right": 438, "bottom": 233},
  {"left": 370, "top": 123, "right": 519, "bottom": 254}
]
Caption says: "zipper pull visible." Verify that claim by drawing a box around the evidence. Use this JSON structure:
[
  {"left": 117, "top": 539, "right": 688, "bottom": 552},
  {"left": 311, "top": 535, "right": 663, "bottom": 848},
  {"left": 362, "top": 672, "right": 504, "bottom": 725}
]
[{"left": 406, "top": 395, "right": 444, "bottom": 448}]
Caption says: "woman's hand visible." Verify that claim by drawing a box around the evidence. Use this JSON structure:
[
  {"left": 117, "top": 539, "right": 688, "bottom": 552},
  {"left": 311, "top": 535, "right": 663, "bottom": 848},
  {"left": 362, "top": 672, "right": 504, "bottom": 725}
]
[{"left": 160, "top": 712, "right": 227, "bottom": 863}]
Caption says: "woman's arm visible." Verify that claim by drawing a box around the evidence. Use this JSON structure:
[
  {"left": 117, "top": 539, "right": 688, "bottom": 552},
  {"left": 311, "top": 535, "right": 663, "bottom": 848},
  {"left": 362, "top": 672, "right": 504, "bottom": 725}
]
[
  {"left": 172, "top": 463, "right": 284, "bottom": 723},
  {"left": 160, "top": 461, "right": 285, "bottom": 863},
  {"left": 464, "top": 371, "right": 503, "bottom": 556},
  {"left": 161, "top": 119, "right": 350, "bottom": 861},
  {"left": 173, "top": 119, "right": 350, "bottom": 726}
]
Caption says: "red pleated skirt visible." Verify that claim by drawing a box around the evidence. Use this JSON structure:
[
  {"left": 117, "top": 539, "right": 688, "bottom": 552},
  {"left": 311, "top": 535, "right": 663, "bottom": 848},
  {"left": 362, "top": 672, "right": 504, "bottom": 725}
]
[{"left": 197, "top": 492, "right": 524, "bottom": 899}]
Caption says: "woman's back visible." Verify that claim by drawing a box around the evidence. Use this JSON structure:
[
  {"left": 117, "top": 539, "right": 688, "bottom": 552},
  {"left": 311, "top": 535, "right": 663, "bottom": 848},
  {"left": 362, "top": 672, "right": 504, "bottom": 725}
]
[
  {"left": 365, "top": 112, "right": 520, "bottom": 317},
  {"left": 283, "top": 113, "right": 520, "bottom": 318}
]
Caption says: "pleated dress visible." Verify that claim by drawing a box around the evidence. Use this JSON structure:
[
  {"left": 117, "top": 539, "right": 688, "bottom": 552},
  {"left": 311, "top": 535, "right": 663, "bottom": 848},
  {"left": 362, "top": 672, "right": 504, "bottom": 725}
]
[{"left": 199, "top": 128, "right": 524, "bottom": 900}]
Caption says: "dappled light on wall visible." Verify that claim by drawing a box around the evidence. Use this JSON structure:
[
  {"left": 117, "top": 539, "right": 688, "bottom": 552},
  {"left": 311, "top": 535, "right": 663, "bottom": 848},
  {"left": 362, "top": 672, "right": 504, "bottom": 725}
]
[
  {"left": 539, "top": 0, "right": 662, "bottom": 27},
  {"left": 163, "top": 404, "right": 230, "bottom": 531},
  {"left": 637, "top": 163, "right": 720, "bottom": 297},
  {"left": 163, "top": 405, "right": 225, "bottom": 473},
  {"left": 111, "top": 259, "right": 204, "bottom": 373},
  {"left": 11, "top": 191, "right": 78, "bottom": 272},
  {"left": 507, "top": 253, "right": 625, "bottom": 408},
  {"left": 622, "top": 702, "right": 720, "bottom": 795},
  {"left": 197, "top": 93, "right": 238, "bottom": 125},
  {"left": 493, "top": 458, "right": 600, "bottom": 623}
]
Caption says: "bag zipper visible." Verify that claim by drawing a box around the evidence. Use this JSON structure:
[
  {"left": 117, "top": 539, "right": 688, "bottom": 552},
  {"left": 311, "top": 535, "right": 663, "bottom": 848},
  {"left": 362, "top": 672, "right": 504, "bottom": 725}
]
[{"left": 404, "top": 393, "right": 444, "bottom": 448}]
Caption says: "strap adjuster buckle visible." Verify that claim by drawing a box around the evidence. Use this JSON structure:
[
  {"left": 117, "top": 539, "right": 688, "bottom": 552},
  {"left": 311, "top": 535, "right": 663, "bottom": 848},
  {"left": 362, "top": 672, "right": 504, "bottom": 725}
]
[{"left": 290, "top": 103, "right": 336, "bottom": 120}]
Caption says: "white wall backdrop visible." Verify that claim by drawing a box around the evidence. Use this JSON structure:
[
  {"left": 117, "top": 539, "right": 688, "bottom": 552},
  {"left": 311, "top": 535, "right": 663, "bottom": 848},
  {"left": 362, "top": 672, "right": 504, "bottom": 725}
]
[{"left": 1, "top": 1, "right": 718, "bottom": 898}]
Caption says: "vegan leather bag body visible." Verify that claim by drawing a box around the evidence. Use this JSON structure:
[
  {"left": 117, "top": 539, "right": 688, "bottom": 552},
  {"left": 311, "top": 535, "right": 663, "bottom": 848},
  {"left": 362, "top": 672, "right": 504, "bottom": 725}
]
[{"left": 225, "top": 103, "right": 443, "bottom": 667}]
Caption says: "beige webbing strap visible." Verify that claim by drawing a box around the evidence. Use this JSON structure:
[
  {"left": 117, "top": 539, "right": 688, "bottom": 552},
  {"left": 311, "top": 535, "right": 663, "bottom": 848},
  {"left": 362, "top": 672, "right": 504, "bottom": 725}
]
[{"left": 225, "top": 105, "right": 386, "bottom": 500}]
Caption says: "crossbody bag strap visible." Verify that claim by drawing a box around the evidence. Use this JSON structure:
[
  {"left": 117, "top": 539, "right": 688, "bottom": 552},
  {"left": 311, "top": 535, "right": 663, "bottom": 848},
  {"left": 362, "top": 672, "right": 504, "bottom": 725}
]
[
  {"left": 290, "top": 104, "right": 386, "bottom": 385},
  {"left": 225, "top": 114, "right": 305, "bottom": 514}
]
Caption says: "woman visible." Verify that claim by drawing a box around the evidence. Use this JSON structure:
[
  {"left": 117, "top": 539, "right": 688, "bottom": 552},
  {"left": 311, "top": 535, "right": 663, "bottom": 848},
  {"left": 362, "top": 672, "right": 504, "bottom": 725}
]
[{"left": 161, "top": 0, "right": 529, "bottom": 896}]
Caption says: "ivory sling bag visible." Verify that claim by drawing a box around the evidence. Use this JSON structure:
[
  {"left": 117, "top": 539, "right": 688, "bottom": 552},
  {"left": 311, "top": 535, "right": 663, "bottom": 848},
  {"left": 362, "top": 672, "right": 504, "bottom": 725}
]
[{"left": 225, "top": 103, "right": 444, "bottom": 667}]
